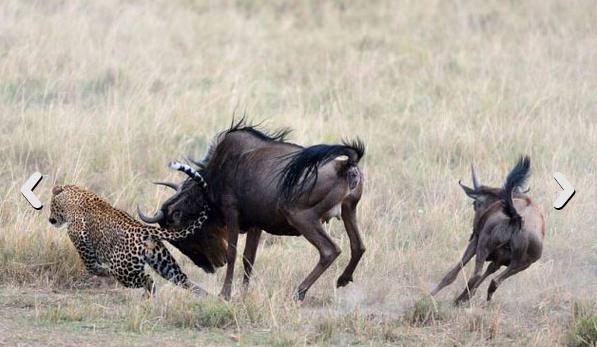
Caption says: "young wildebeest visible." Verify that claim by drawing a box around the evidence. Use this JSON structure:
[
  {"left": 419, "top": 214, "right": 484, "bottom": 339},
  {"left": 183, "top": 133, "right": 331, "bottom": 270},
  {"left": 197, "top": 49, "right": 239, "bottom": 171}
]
[
  {"left": 431, "top": 156, "right": 545, "bottom": 303},
  {"left": 139, "top": 121, "right": 365, "bottom": 300}
]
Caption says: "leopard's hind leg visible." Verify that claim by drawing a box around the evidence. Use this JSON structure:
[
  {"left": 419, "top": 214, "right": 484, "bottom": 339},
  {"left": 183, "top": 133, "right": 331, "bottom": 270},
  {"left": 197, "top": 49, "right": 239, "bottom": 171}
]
[{"left": 143, "top": 237, "right": 208, "bottom": 296}]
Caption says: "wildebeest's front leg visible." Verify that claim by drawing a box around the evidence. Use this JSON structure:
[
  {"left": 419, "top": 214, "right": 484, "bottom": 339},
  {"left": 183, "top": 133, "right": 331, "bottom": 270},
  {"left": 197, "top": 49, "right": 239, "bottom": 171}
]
[
  {"left": 454, "top": 246, "right": 490, "bottom": 304},
  {"left": 337, "top": 200, "right": 365, "bottom": 288},
  {"left": 220, "top": 207, "right": 240, "bottom": 300},
  {"left": 431, "top": 237, "right": 477, "bottom": 296},
  {"left": 242, "top": 228, "right": 262, "bottom": 289},
  {"left": 455, "top": 261, "right": 500, "bottom": 302},
  {"left": 286, "top": 210, "right": 341, "bottom": 301}
]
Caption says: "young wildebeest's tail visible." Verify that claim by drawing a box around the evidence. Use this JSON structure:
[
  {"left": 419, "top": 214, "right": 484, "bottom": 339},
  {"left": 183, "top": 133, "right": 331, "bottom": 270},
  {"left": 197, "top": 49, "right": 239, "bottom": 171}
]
[
  {"left": 501, "top": 156, "right": 531, "bottom": 228},
  {"left": 279, "top": 139, "right": 365, "bottom": 200}
]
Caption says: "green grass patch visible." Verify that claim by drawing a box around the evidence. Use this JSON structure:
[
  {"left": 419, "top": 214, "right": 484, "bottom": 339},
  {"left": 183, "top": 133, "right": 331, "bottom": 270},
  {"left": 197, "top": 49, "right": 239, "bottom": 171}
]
[
  {"left": 157, "top": 296, "right": 235, "bottom": 329},
  {"left": 568, "top": 301, "right": 597, "bottom": 347},
  {"left": 37, "top": 302, "right": 105, "bottom": 324},
  {"left": 408, "top": 296, "right": 443, "bottom": 326}
]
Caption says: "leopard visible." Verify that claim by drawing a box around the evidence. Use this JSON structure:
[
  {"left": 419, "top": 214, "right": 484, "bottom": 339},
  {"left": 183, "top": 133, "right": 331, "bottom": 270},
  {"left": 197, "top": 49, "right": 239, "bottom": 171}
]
[{"left": 48, "top": 184, "right": 209, "bottom": 296}]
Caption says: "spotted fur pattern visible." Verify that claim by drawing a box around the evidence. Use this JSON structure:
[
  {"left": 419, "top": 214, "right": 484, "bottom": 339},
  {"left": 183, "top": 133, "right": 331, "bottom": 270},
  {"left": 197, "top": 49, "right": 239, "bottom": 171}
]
[{"left": 48, "top": 185, "right": 208, "bottom": 296}]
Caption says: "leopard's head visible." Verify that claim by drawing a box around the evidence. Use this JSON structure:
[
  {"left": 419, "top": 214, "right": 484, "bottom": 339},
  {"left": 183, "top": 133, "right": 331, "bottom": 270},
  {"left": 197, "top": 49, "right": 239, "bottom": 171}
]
[{"left": 48, "top": 185, "right": 71, "bottom": 227}]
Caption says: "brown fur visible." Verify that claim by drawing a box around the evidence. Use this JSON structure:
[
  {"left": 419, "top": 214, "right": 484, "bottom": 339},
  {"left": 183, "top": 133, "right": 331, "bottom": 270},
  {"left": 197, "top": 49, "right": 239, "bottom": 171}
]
[
  {"left": 431, "top": 157, "right": 545, "bottom": 303},
  {"left": 140, "top": 122, "right": 365, "bottom": 300}
]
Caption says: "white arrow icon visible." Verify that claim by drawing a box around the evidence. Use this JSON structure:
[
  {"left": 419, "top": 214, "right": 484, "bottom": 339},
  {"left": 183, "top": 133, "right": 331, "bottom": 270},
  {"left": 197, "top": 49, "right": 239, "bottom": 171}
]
[
  {"left": 553, "top": 172, "right": 575, "bottom": 210},
  {"left": 21, "top": 172, "right": 44, "bottom": 210}
]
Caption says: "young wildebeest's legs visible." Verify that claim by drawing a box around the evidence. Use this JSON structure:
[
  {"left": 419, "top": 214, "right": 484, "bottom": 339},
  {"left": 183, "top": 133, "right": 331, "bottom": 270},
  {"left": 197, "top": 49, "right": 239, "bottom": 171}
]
[
  {"left": 431, "top": 237, "right": 477, "bottom": 296},
  {"left": 242, "top": 229, "right": 262, "bottom": 289},
  {"left": 336, "top": 200, "right": 365, "bottom": 288},
  {"left": 454, "top": 261, "right": 500, "bottom": 303},
  {"left": 144, "top": 238, "right": 207, "bottom": 296},
  {"left": 487, "top": 261, "right": 532, "bottom": 301},
  {"left": 286, "top": 210, "right": 341, "bottom": 301},
  {"left": 454, "top": 247, "right": 490, "bottom": 304},
  {"left": 487, "top": 233, "right": 536, "bottom": 301}
]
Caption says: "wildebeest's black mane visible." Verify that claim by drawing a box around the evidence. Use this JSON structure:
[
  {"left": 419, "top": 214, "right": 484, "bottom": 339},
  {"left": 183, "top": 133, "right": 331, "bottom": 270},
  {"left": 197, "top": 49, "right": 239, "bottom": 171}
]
[
  {"left": 199, "top": 117, "right": 293, "bottom": 167},
  {"left": 226, "top": 117, "right": 292, "bottom": 143}
]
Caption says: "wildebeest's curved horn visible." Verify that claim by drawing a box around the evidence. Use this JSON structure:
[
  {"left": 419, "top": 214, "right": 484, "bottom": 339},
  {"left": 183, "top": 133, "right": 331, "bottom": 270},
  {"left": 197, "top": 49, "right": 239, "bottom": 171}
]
[
  {"left": 185, "top": 155, "right": 205, "bottom": 169},
  {"left": 169, "top": 161, "right": 207, "bottom": 189},
  {"left": 137, "top": 205, "right": 164, "bottom": 224},
  {"left": 459, "top": 180, "right": 477, "bottom": 197},
  {"left": 153, "top": 181, "right": 179, "bottom": 191},
  {"left": 471, "top": 165, "right": 480, "bottom": 190}
]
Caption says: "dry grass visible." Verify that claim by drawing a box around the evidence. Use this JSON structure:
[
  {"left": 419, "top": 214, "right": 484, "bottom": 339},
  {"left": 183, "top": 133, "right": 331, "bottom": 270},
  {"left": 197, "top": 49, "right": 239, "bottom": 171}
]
[{"left": 0, "top": 0, "right": 596, "bottom": 345}]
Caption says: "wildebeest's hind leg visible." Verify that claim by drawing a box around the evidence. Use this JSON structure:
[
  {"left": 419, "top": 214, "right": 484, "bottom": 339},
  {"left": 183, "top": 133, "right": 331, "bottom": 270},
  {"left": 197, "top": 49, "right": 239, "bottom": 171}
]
[
  {"left": 487, "top": 261, "right": 532, "bottom": 301},
  {"left": 337, "top": 200, "right": 365, "bottom": 288},
  {"left": 431, "top": 237, "right": 477, "bottom": 296},
  {"left": 487, "top": 233, "right": 535, "bottom": 301},
  {"left": 454, "top": 246, "right": 490, "bottom": 304},
  {"left": 242, "top": 228, "right": 262, "bottom": 290},
  {"left": 144, "top": 239, "right": 208, "bottom": 296},
  {"left": 285, "top": 210, "right": 341, "bottom": 301}
]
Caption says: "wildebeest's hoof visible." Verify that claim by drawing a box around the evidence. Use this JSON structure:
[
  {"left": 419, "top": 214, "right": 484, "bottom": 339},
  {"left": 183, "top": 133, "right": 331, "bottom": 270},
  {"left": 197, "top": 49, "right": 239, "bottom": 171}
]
[
  {"left": 453, "top": 295, "right": 469, "bottom": 306},
  {"left": 336, "top": 275, "right": 353, "bottom": 288},
  {"left": 486, "top": 280, "right": 498, "bottom": 301},
  {"left": 293, "top": 289, "right": 307, "bottom": 301}
]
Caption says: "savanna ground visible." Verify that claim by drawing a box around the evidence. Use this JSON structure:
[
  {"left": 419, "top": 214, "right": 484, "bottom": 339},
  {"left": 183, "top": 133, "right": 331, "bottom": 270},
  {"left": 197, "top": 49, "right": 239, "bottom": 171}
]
[{"left": 1, "top": 0, "right": 596, "bottom": 345}]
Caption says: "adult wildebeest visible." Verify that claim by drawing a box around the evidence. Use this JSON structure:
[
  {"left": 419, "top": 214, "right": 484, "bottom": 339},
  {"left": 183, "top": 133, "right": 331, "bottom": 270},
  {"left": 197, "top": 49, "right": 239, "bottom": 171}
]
[
  {"left": 431, "top": 156, "right": 545, "bottom": 303},
  {"left": 139, "top": 120, "right": 366, "bottom": 300}
]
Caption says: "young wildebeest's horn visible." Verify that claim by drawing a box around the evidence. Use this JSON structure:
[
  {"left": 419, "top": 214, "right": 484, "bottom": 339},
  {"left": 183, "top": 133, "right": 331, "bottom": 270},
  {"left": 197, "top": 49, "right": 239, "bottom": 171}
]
[
  {"left": 471, "top": 165, "right": 480, "bottom": 190},
  {"left": 153, "top": 181, "right": 179, "bottom": 191},
  {"left": 137, "top": 205, "right": 165, "bottom": 224},
  {"left": 169, "top": 161, "right": 208, "bottom": 190},
  {"left": 459, "top": 180, "right": 477, "bottom": 197}
]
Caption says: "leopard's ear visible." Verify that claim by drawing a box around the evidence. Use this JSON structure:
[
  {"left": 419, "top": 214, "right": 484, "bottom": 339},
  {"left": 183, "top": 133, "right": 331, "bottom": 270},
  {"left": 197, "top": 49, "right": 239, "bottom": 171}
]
[{"left": 52, "top": 185, "right": 64, "bottom": 195}]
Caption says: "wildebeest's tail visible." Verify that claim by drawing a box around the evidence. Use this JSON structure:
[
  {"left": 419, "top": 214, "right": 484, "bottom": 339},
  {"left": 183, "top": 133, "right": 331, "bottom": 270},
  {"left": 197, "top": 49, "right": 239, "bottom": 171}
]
[
  {"left": 279, "top": 139, "right": 365, "bottom": 200},
  {"left": 501, "top": 156, "right": 531, "bottom": 228}
]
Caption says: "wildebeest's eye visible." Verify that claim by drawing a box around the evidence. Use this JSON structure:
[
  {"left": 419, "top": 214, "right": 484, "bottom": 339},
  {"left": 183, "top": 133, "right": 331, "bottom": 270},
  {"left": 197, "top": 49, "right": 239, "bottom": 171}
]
[
  {"left": 172, "top": 210, "right": 182, "bottom": 220},
  {"left": 473, "top": 200, "right": 481, "bottom": 210}
]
